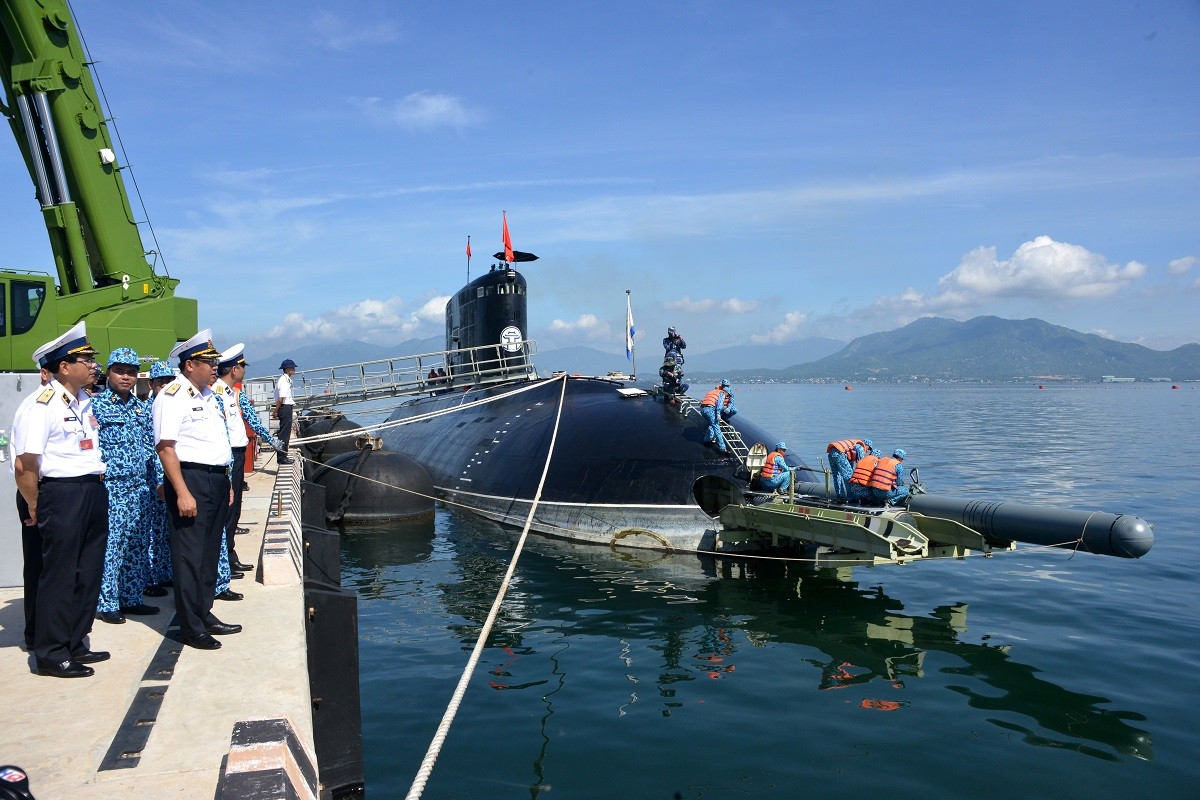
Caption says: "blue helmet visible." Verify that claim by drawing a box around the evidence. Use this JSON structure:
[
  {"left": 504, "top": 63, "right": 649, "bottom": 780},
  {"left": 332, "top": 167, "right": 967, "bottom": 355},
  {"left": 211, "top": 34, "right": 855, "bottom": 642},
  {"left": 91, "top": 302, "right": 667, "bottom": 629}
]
[
  {"left": 148, "top": 360, "right": 175, "bottom": 380},
  {"left": 667, "top": 326, "right": 677, "bottom": 335},
  {"left": 719, "top": 378, "right": 730, "bottom": 388},
  {"left": 893, "top": 448, "right": 906, "bottom": 460},
  {"left": 863, "top": 438, "right": 874, "bottom": 450},
  {"left": 106, "top": 347, "right": 140, "bottom": 369},
  {"left": 776, "top": 441, "right": 787, "bottom": 451}
]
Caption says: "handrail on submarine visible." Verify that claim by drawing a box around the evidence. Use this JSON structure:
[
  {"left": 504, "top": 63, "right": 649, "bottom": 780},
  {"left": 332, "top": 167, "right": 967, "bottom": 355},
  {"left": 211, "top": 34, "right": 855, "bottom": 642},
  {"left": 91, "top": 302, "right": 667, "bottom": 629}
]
[{"left": 287, "top": 340, "right": 539, "bottom": 409}]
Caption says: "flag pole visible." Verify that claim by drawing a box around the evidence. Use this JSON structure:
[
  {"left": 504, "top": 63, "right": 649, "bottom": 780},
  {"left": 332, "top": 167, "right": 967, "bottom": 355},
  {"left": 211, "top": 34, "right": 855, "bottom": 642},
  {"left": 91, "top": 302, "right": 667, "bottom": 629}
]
[
  {"left": 626, "top": 289, "right": 636, "bottom": 380},
  {"left": 466, "top": 235, "right": 472, "bottom": 282}
]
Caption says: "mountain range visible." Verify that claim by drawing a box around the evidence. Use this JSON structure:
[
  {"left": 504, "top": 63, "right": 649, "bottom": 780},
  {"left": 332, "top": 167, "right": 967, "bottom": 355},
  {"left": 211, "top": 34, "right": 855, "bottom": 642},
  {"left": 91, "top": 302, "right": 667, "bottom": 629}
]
[{"left": 245, "top": 317, "right": 1199, "bottom": 382}]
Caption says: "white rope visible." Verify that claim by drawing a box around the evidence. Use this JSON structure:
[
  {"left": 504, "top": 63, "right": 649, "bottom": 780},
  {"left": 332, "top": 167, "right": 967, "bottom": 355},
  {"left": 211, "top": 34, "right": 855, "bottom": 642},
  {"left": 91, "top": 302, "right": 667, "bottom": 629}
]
[{"left": 405, "top": 373, "right": 570, "bottom": 800}]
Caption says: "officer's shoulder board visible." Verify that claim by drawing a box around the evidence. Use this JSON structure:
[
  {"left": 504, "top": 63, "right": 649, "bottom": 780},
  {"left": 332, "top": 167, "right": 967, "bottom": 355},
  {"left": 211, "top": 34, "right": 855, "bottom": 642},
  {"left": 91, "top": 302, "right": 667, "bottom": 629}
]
[
  {"left": 213, "top": 383, "right": 225, "bottom": 394},
  {"left": 35, "top": 387, "right": 54, "bottom": 404},
  {"left": 164, "top": 383, "right": 182, "bottom": 396}
]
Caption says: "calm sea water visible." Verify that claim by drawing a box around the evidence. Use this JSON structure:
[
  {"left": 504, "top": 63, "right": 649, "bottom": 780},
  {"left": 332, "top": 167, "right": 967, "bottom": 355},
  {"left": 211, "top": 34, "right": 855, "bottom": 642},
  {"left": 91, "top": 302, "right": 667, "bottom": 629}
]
[{"left": 340, "top": 384, "right": 1199, "bottom": 799}]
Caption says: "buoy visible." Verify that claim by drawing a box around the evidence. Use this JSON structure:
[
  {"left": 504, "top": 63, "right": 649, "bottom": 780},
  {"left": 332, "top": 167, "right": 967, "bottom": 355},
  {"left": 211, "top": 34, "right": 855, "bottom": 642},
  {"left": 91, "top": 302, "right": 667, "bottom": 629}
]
[
  {"left": 314, "top": 448, "right": 434, "bottom": 525},
  {"left": 1038, "top": 385, "right": 1045, "bottom": 389},
  {"left": 844, "top": 385, "right": 852, "bottom": 391},
  {"left": 1172, "top": 385, "right": 1179, "bottom": 389}
]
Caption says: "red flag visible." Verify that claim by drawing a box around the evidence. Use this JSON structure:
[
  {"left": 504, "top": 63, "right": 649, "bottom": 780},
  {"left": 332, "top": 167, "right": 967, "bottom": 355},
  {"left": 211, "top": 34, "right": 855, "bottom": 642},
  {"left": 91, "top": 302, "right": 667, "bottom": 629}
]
[
  {"left": 502, "top": 212, "right": 514, "bottom": 263},
  {"left": 466, "top": 236, "right": 472, "bottom": 259}
]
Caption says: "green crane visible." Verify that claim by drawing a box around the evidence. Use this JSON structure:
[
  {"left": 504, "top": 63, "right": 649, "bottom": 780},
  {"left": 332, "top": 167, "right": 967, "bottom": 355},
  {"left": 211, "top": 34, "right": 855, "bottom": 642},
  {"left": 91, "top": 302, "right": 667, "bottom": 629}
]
[{"left": 0, "top": 0, "right": 196, "bottom": 371}]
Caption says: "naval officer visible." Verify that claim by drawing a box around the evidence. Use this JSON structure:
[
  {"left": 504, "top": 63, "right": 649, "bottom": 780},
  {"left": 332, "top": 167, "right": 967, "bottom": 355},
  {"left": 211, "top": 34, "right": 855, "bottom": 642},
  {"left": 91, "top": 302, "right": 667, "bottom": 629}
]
[
  {"left": 214, "top": 343, "right": 281, "bottom": 574},
  {"left": 9, "top": 363, "right": 52, "bottom": 651},
  {"left": 12, "top": 322, "right": 109, "bottom": 678},
  {"left": 153, "top": 329, "right": 241, "bottom": 650}
]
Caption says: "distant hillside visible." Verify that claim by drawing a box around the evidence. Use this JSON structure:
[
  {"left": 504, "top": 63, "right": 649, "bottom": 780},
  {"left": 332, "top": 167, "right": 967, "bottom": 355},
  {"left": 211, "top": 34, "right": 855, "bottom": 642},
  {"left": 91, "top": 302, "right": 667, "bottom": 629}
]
[
  {"left": 719, "top": 316, "right": 1200, "bottom": 382},
  {"left": 245, "top": 336, "right": 442, "bottom": 378}
]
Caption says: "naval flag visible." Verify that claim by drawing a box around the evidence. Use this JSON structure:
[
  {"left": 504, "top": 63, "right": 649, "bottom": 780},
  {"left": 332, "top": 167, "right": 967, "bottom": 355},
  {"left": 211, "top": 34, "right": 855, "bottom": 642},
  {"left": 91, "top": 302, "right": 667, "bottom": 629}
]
[
  {"left": 502, "top": 212, "right": 514, "bottom": 263},
  {"left": 625, "top": 291, "right": 636, "bottom": 363}
]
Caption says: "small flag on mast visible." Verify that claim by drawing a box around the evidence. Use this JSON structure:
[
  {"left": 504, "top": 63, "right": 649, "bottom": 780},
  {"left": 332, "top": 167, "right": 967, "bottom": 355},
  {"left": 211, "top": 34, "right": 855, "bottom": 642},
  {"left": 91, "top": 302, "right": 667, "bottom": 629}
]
[
  {"left": 502, "top": 212, "right": 514, "bottom": 263},
  {"left": 466, "top": 236, "right": 472, "bottom": 260},
  {"left": 625, "top": 291, "right": 636, "bottom": 363}
]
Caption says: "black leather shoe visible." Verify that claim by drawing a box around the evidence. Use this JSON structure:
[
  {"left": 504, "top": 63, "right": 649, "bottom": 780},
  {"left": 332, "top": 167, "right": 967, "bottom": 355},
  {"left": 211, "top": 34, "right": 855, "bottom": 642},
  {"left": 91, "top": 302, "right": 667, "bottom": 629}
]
[
  {"left": 120, "top": 603, "right": 160, "bottom": 616},
  {"left": 143, "top": 585, "right": 169, "bottom": 597},
  {"left": 231, "top": 561, "right": 254, "bottom": 572},
  {"left": 230, "top": 571, "right": 244, "bottom": 580},
  {"left": 206, "top": 621, "right": 242, "bottom": 635},
  {"left": 216, "top": 589, "right": 243, "bottom": 601},
  {"left": 235, "top": 526, "right": 249, "bottom": 534},
  {"left": 184, "top": 634, "right": 222, "bottom": 650},
  {"left": 97, "top": 610, "right": 126, "bottom": 624},
  {"left": 72, "top": 649, "right": 111, "bottom": 664},
  {"left": 37, "top": 659, "right": 94, "bottom": 678}
]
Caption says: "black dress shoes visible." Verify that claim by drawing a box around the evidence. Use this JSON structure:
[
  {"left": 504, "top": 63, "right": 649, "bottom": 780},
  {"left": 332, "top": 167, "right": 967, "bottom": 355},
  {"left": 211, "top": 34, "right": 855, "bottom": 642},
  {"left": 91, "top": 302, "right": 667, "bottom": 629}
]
[
  {"left": 37, "top": 659, "right": 94, "bottom": 678},
  {"left": 230, "top": 571, "right": 244, "bottom": 580},
  {"left": 235, "top": 526, "right": 250, "bottom": 534},
  {"left": 216, "top": 589, "right": 243, "bottom": 601},
  {"left": 97, "top": 610, "right": 126, "bottom": 624},
  {"left": 206, "top": 621, "right": 242, "bottom": 635},
  {"left": 143, "top": 585, "right": 169, "bottom": 597},
  {"left": 120, "top": 603, "right": 160, "bottom": 616},
  {"left": 231, "top": 561, "right": 254, "bottom": 572},
  {"left": 72, "top": 649, "right": 111, "bottom": 664},
  {"left": 184, "top": 634, "right": 222, "bottom": 650}
]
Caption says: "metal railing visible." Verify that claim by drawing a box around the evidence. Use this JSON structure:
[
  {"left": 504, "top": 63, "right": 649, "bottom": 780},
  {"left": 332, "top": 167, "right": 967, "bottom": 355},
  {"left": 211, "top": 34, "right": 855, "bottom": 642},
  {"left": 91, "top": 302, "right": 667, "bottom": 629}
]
[{"left": 286, "top": 340, "right": 539, "bottom": 409}]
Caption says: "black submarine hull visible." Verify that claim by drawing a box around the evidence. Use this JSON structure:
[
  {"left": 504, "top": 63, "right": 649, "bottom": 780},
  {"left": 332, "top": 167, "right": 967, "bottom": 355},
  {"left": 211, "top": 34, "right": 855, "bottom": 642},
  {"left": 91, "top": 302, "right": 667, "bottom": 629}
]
[{"left": 380, "top": 375, "right": 816, "bottom": 550}]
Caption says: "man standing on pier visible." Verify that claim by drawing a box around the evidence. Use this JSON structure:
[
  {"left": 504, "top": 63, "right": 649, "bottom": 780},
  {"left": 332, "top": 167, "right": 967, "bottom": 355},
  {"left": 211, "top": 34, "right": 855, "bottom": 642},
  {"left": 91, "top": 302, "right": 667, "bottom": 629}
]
[
  {"left": 154, "top": 329, "right": 241, "bottom": 650},
  {"left": 273, "top": 359, "right": 297, "bottom": 464},
  {"left": 13, "top": 322, "right": 109, "bottom": 677}
]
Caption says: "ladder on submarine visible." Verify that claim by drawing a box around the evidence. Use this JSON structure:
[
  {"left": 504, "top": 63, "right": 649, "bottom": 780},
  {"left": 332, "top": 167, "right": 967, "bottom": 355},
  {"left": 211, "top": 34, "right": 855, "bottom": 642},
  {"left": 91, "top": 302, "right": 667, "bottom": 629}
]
[{"left": 672, "top": 392, "right": 750, "bottom": 460}]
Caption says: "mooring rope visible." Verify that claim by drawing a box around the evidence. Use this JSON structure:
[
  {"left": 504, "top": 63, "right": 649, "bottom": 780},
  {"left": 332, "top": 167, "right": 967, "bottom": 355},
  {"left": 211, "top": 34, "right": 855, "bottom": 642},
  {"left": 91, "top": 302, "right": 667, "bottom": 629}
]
[{"left": 404, "top": 373, "right": 570, "bottom": 800}]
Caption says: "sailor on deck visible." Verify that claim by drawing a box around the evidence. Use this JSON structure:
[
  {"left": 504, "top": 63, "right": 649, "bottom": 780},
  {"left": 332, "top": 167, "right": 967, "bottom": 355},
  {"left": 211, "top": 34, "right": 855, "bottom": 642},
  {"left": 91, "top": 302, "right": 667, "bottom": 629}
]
[
  {"left": 143, "top": 360, "right": 175, "bottom": 596},
  {"left": 700, "top": 379, "right": 736, "bottom": 453},
  {"left": 153, "top": 329, "right": 241, "bottom": 650},
  {"left": 663, "top": 326, "right": 686, "bottom": 365},
  {"left": 13, "top": 322, "right": 109, "bottom": 677},
  {"left": 758, "top": 442, "right": 792, "bottom": 493},
  {"left": 10, "top": 362, "right": 52, "bottom": 652},
  {"left": 273, "top": 359, "right": 297, "bottom": 464},
  {"left": 868, "top": 449, "right": 908, "bottom": 506},
  {"left": 827, "top": 438, "right": 873, "bottom": 500}
]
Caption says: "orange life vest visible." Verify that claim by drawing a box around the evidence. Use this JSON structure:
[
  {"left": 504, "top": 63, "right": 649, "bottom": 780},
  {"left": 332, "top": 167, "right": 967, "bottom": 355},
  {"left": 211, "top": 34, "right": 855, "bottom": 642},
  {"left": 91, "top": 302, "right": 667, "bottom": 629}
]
[
  {"left": 866, "top": 457, "right": 901, "bottom": 491},
  {"left": 849, "top": 454, "right": 880, "bottom": 486},
  {"left": 827, "top": 439, "right": 865, "bottom": 461},
  {"left": 760, "top": 450, "right": 786, "bottom": 478},
  {"left": 701, "top": 388, "right": 728, "bottom": 408}
]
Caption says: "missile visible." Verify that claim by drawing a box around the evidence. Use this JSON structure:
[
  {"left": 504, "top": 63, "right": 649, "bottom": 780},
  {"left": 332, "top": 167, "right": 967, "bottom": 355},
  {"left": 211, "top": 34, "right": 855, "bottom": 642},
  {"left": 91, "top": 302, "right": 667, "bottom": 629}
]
[{"left": 787, "top": 481, "right": 1153, "bottom": 559}]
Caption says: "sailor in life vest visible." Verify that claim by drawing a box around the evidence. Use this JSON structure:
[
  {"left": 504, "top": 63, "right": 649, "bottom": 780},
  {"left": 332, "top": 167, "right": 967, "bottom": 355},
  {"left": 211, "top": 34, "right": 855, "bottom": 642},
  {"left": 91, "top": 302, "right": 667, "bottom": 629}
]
[
  {"left": 826, "top": 438, "right": 873, "bottom": 499},
  {"left": 867, "top": 449, "right": 908, "bottom": 505},
  {"left": 758, "top": 442, "right": 792, "bottom": 493},
  {"left": 700, "top": 379, "right": 736, "bottom": 453}
]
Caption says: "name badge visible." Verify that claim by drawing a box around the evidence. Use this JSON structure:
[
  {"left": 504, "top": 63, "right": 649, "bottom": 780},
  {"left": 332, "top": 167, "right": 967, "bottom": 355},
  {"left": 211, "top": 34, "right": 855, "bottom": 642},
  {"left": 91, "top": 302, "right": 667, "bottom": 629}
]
[{"left": 80, "top": 439, "right": 94, "bottom": 451}]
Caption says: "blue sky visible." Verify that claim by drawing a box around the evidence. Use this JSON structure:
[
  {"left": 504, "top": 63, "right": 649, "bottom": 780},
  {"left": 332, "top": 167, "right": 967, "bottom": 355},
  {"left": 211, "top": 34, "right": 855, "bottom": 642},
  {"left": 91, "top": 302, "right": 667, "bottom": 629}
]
[{"left": 3, "top": 0, "right": 1197, "bottom": 359}]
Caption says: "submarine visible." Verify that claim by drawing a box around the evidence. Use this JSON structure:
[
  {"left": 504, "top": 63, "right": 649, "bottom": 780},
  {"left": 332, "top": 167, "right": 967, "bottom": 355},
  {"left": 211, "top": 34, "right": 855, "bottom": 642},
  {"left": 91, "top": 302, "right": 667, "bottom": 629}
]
[{"left": 370, "top": 252, "right": 1153, "bottom": 560}]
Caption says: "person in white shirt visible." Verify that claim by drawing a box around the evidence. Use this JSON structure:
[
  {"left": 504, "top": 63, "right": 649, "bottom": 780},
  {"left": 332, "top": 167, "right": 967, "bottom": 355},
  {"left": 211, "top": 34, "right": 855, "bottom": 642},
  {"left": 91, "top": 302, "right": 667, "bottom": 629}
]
[{"left": 273, "top": 358, "right": 297, "bottom": 464}]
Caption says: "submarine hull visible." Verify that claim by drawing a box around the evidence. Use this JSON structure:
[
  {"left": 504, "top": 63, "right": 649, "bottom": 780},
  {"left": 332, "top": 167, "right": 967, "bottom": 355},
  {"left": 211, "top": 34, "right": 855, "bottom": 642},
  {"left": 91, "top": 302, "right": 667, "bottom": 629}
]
[{"left": 380, "top": 376, "right": 815, "bottom": 550}]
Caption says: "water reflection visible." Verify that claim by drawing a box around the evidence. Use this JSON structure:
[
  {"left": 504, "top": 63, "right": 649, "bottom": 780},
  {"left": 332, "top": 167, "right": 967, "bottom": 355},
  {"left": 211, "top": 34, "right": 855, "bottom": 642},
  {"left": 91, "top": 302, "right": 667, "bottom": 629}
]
[
  {"left": 340, "top": 518, "right": 435, "bottom": 599},
  {"left": 432, "top": 525, "right": 1152, "bottom": 764}
]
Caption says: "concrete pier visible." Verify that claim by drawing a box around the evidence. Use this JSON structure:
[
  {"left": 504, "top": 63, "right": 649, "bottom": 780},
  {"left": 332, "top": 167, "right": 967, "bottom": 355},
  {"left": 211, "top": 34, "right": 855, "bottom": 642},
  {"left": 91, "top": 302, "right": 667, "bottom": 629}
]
[{"left": 0, "top": 456, "right": 314, "bottom": 799}]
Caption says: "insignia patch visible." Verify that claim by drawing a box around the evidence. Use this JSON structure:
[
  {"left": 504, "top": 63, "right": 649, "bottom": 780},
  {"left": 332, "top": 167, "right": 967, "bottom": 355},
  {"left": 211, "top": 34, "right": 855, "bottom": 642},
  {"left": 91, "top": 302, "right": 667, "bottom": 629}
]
[
  {"left": 36, "top": 387, "right": 54, "bottom": 404},
  {"left": 164, "top": 384, "right": 181, "bottom": 396}
]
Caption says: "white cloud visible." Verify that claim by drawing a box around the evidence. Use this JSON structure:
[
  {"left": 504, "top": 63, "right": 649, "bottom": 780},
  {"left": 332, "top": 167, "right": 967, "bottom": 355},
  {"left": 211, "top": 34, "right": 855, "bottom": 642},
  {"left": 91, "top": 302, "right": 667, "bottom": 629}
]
[
  {"left": 351, "top": 93, "right": 482, "bottom": 131},
  {"left": 1169, "top": 256, "right": 1197, "bottom": 275},
  {"left": 663, "top": 295, "right": 761, "bottom": 314},
  {"left": 868, "top": 236, "right": 1148, "bottom": 319},
  {"left": 311, "top": 11, "right": 398, "bottom": 51},
  {"left": 750, "top": 311, "right": 808, "bottom": 344},
  {"left": 257, "top": 295, "right": 449, "bottom": 344},
  {"left": 547, "top": 314, "right": 616, "bottom": 346}
]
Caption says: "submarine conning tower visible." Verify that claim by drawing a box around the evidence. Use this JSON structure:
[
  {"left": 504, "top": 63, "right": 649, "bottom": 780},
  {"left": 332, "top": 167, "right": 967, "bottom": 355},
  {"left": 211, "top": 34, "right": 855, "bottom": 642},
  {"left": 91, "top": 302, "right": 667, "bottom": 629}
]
[{"left": 445, "top": 263, "right": 529, "bottom": 375}]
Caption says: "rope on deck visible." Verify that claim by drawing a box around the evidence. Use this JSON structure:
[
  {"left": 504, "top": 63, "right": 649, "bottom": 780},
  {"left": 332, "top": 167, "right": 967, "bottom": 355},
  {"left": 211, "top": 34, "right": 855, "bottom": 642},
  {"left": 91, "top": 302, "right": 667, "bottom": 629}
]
[{"left": 404, "top": 373, "right": 570, "bottom": 800}]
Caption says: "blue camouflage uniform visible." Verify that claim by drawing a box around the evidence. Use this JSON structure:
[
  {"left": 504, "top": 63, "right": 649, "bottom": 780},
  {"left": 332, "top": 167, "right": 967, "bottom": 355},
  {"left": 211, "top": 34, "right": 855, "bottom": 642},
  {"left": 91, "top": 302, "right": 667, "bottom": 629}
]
[
  {"left": 94, "top": 350, "right": 155, "bottom": 613},
  {"left": 758, "top": 443, "right": 792, "bottom": 492},
  {"left": 701, "top": 381, "right": 735, "bottom": 452},
  {"left": 663, "top": 327, "right": 686, "bottom": 365},
  {"left": 146, "top": 361, "right": 174, "bottom": 587}
]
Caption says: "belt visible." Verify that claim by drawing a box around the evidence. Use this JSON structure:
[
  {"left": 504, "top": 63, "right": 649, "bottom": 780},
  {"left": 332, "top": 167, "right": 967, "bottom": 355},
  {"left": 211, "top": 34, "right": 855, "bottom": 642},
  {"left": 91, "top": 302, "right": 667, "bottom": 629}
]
[
  {"left": 40, "top": 474, "right": 104, "bottom": 484},
  {"left": 231, "top": 446, "right": 247, "bottom": 452},
  {"left": 179, "top": 462, "right": 229, "bottom": 474}
]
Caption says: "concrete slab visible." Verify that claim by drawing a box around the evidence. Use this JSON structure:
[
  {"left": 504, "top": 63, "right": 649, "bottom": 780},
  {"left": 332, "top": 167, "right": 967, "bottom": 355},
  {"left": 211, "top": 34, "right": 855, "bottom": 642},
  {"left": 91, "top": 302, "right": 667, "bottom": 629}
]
[{"left": 0, "top": 454, "right": 312, "bottom": 799}]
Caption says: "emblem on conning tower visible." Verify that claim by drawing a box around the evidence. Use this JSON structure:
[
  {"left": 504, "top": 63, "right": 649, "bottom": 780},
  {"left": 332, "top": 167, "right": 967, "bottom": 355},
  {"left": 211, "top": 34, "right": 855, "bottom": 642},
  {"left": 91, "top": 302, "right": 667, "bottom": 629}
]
[{"left": 500, "top": 326, "right": 523, "bottom": 352}]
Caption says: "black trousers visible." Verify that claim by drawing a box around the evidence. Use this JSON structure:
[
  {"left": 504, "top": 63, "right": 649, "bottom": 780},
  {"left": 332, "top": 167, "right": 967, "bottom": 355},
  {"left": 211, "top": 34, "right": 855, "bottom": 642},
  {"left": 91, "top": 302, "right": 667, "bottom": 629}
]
[
  {"left": 17, "top": 490, "right": 42, "bottom": 649},
  {"left": 278, "top": 403, "right": 294, "bottom": 451},
  {"left": 166, "top": 467, "right": 230, "bottom": 640},
  {"left": 225, "top": 447, "right": 247, "bottom": 562},
  {"left": 33, "top": 479, "right": 108, "bottom": 665}
]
